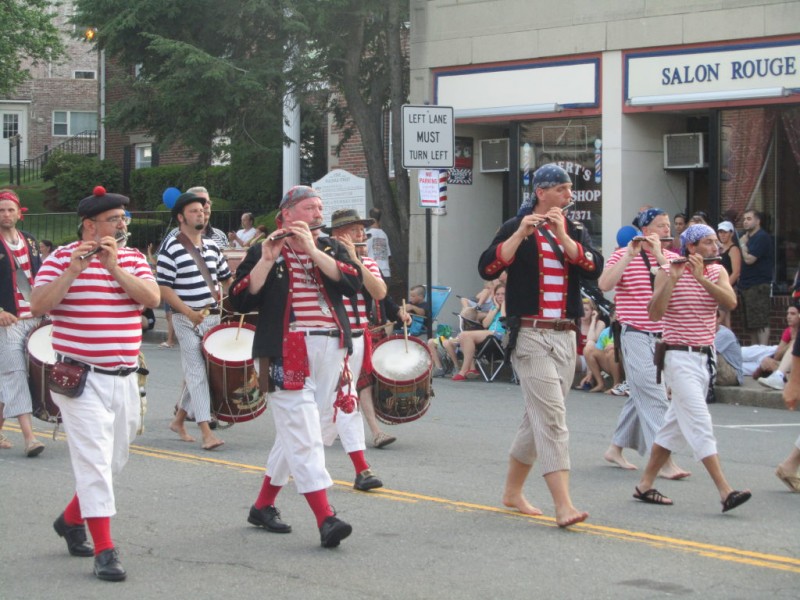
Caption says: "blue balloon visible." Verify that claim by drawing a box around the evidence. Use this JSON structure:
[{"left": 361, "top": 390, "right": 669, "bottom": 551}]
[{"left": 162, "top": 187, "right": 181, "bottom": 209}]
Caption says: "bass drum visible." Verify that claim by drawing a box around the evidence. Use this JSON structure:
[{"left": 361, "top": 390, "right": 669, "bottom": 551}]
[
  {"left": 26, "top": 322, "right": 60, "bottom": 423},
  {"left": 202, "top": 322, "right": 267, "bottom": 423},
  {"left": 371, "top": 335, "right": 433, "bottom": 425}
]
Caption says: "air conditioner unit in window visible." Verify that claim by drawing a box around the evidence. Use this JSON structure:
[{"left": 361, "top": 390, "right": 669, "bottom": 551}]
[
  {"left": 663, "top": 133, "right": 707, "bottom": 169},
  {"left": 480, "top": 138, "right": 510, "bottom": 172}
]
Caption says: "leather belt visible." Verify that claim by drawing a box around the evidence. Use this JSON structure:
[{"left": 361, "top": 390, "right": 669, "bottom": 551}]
[
  {"left": 665, "top": 344, "right": 712, "bottom": 353},
  {"left": 623, "top": 324, "right": 661, "bottom": 337},
  {"left": 304, "top": 329, "right": 364, "bottom": 338},
  {"left": 58, "top": 355, "right": 138, "bottom": 377},
  {"left": 520, "top": 318, "right": 578, "bottom": 333},
  {"left": 200, "top": 307, "right": 221, "bottom": 316}
]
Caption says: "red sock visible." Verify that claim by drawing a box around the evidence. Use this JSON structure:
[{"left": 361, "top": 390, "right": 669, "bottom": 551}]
[
  {"left": 254, "top": 475, "right": 282, "bottom": 510},
  {"left": 303, "top": 489, "right": 334, "bottom": 527},
  {"left": 348, "top": 450, "right": 369, "bottom": 475},
  {"left": 63, "top": 493, "right": 83, "bottom": 525},
  {"left": 85, "top": 517, "right": 114, "bottom": 554}
]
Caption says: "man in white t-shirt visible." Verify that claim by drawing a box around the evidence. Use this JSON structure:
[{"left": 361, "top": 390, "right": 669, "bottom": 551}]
[
  {"left": 228, "top": 212, "right": 257, "bottom": 248},
  {"left": 366, "top": 207, "right": 391, "bottom": 279}
]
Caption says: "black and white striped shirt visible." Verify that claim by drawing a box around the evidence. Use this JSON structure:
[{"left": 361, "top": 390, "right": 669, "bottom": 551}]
[{"left": 156, "top": 235, "right": 231, "bottom": 309}]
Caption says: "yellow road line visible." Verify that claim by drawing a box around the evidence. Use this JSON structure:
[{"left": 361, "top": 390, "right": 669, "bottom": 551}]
[{"left": 8, "top": 426, "right": 800, "bottom": 574}]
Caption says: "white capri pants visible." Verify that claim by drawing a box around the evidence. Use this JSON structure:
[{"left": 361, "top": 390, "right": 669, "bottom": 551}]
[
  {"left": 172, "top": 312, "right": 220, "bottom": 423},
  {"left": 53, "top": 371, "right": 140, "bottom": 517},
  {"left": 319, "top": 334, "right": 366, "bottom": 453},
  {"left": 655, "top": 349, "right": 718, "bottom": 462},
  {"left": 0, "top": 317, "right": 40, "bottom": 418}
]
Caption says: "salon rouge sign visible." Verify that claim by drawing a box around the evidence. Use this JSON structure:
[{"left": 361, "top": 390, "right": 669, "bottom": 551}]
[{"left": 625, "top": 40, "right": 800, "bottom": 101}]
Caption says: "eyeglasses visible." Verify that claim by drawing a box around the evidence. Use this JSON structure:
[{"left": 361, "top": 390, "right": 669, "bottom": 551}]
[{"left": 92, "top": 215, "right": 131, "bottom": 225}]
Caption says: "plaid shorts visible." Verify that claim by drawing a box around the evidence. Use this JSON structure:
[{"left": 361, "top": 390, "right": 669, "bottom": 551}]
[{"left": 739, "top": 283, "right": 771, "bottom": 330}]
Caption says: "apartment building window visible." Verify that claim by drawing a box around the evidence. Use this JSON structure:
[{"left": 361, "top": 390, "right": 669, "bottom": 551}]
[
  {"left": 135, "top": 144, "right": 152, "bottom": 169},
  {"left": 52, "top": 111, "right": 97, "bottom": 136},
  {"left": 74, "top": 71, "right": 96, "bottom": 80},
  {"left": 3, "top": 114, "right": 19, "bottom": 139}
]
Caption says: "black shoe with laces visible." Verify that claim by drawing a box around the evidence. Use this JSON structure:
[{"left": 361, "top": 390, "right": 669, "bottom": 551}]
[
  {"left": 93, "top": 547, "right": 127, "bottom": 582},
  {"left": 247, "top": 504, "right": 292, "bottom": 533},
  {"left": 319, "top": 516, "right": 352, "bottom": 548},
  {"left": 53, "top": 513, "right": 94, "bottom": 557}
]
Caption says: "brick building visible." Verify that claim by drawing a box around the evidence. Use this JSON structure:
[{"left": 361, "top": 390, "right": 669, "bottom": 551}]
[{"left": 0, "top": 1, "right": 98, "bottom": 167}]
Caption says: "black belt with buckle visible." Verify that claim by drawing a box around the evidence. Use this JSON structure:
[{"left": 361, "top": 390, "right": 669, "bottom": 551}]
[
  {"left": 623, "top": 324, "right": 661, "bottom": 337},
  {"left": 57, "top": 355, "right": 138, "bottom": 377},
  {"left": 519, "top": 318, "right": 578, "bottom": 333},
  {"left": 304, "top": 329, "right": 364, "bottom": 338}
]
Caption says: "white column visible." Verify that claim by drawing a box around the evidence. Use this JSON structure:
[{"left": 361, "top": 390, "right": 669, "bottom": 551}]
[{"left": 282, "top": 94, "right": 301, "bottom": 193}]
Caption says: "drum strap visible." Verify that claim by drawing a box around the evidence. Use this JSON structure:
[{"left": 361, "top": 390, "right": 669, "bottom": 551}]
[{"left": 176, "top": 233, "right": 220, "bottom": 304}]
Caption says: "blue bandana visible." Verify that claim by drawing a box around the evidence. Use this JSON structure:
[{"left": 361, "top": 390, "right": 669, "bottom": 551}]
[
  {"left": 680, "top": 224, "right": 715, "bottom": 254},
  {"left": 518, "top": 163, "right": 571, "bottom": 216},
  {"left": 635, "top": 208, "right": 666, "bottom": 229}
]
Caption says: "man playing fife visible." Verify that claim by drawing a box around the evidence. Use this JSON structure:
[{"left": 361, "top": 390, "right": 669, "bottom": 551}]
[
  {"left": 0, "top": 189, "right": 45, "bottom": 456},
  {"left": 31, "top": 186, "right": 160, "bottom": 581},
  {"left": 634, "top": 224, "right": 751, "bottom": 512},
  {"left": 599, "top": 208, "right": 690, "bottom": 478},
  {"left": 479, "top": 164, "right": 603, "bottom": 528}
]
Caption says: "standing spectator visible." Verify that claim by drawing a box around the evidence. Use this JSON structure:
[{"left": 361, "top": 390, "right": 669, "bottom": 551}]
[
  {"left": 229, "top": 185, "right": 362, "bottom": 548},
  {"left": 598, "top": 210, "right": 690, "bottom": 478},
  {"left": 228, "top": 212, "right": 257, "bottom": 249},
  {"left": 738, "top": 209, "right": 774, "bottom": 345},
  {"left": 670, "top": 213, "right": 688, "bottom": 252},
  {"left": 478, "top": 163, "right": 603, "bottom": 528},
  {"left": 716, "top": 221, "right": 741, "bottom": 329},
  {"left": 0, "top": 189, "right": 45, "bottom": 456},
  {"left": 31, "top": 186, "right": 160, "bottom": 581},
  {"left": 634, "top": 224, "right": 750, "bottom": 513},
  {"left": 158, "top": 192, "right": 230, "bottom": 450},
  {"left": 367, "top": 207, "right": 391, "bottom": 279}
]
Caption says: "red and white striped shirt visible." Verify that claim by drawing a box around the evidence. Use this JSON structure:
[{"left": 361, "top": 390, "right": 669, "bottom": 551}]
[
  {"left": 5, "top": 236, "right": 33, "bottom": 318},
  {"left": 33, "top": 242, "right": 155, "bottom": 368},
  {"left": 345, "top": 255, "right": 382, "bottom": 328},
  {"left": 286, "top": 248, "right": 337, "bottom": 328},
  {"left": 662, "top": 263, "right": 722, "bottom": 346},
  {"left": 606, "top": 246, "right": 680, "bottom": 332},
  {"left": 535, "top": 226, "right": 566, "bottom": 319}
]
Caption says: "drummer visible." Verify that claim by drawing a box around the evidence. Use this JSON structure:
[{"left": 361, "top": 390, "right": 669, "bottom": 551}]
[
  {"left": 157, "top": 192, "right": 231, "bottom": 450},
  {"left": 229, "top": 185, "right": 362, "bottom": 548},
  {"left": 0, "top": 189, "right": 46, "bottom": 456},
  {"left": 327, "top": 208, "right": 411, "bottom": 450}
]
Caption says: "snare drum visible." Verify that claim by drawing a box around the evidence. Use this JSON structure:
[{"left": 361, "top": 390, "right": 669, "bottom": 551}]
[
  {"left": 26, "top": 322, "right": 60, "bottom": 423},
  {"left": 202, "top": 322, "right": 266, "bottom": 423},
  {"left": 371, "top": 335, "right": 433, "bottom": 425}
]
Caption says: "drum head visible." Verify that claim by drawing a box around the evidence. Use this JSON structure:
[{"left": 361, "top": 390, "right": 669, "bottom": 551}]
[
  {"left": 27, "top": 324, "right": 57, "bottom": 364},
  {"left": 371, "top": 336, "right": 432, "bottom": 385},
  {"left": 202, "top": 323, "right": 256, "bottom": 366}
]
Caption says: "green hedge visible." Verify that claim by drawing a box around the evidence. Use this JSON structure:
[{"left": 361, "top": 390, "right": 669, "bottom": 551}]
[
  {"left": 52, "top": 157, "right": 123, "bottom": 211},
  {"left": 129, "top": 165, "right": 233, "bottom": 210}
]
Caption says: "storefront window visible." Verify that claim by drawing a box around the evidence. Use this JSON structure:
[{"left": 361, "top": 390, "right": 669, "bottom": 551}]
[
  {"left": 719, "top": 107, "right": 800, "bottom": 291},
  {"left": 519, "top": 117, "right": 602, "bottom": 248}
]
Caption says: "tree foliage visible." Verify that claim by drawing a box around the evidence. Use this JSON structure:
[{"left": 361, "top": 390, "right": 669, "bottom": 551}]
[{"left": 0, "top": 0, "right": 65, "bottom": 96}]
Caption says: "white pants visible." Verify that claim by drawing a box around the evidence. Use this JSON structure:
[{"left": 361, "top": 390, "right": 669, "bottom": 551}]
[
  {"left": 655, "top": 349, "right": 718, "bottom": 461},
  {"left": 173, "top": 313, "right": 220, "bottom": 423},
  {"left": 0, "top": 317, "right": 40, "bottom": 418},
  {"left": 319, "top": 335, "right": 366, "bottom": 452},
  {"left": 53, "top": 371, "right": 140, "bottom": 517},
  {"left": 263, "top": 336, "right": 347, "bottom": 493}
]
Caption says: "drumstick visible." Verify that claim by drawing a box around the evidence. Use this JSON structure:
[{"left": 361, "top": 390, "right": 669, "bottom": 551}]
[
  {"left": 402, "top": 299, "right": 409, "bottom": 353},
  {"left": 235, "top": 313, "right": 245, "bottom": 340}
]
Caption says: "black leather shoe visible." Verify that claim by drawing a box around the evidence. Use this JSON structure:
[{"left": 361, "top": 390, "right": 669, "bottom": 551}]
[
  {"left": 319, "top": 516, "right": 352, "bottom": 548},
  {"left": 94, "top": 547, "right": 126, "bottom": 582},
  {"left": 247, "top": 504, "right": 292, "bottom": 533},
  {"left": 53, "top": 513, "right": 94, "bottom": 557},
  {"left": 354, "top": 469, "right": 383, "bottom": 491}
]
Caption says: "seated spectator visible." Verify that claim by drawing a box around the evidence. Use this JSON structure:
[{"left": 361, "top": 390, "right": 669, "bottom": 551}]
[
  {"left": 39, "top": 239, "right": 54, "bottom": 260},
  {"left": 246, "top": 225, "right": 269, "bottom": 247},
  {"left": 715, "top": 313, "right": 744, "bottom": 386},
  {"left": 756, "top": 303, "right": 799, "bottom": 390},
  {"left": 580, "top": 314, "right": 623, "bottom": 393},
  {"left": 430, "top": 285, "right": 506, "bottom": 380},
  {"left": 459, "top": 279, "right": 498, "bottom": 327},
  {"left": 405, "top": 284, "right": 429, "bottom": 317},
  {"left": 574, "top": 297, "right": 607, "bottom": 388}
]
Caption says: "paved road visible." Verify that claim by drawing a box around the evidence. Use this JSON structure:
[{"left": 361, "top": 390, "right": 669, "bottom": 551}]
[{"left": 2, "top": 338, "right": 799, "bottom": 599}]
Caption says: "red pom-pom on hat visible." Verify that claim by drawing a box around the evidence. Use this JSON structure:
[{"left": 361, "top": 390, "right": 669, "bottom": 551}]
[{"left": 93, "top": 185, "right": 106, "bottom": 196}]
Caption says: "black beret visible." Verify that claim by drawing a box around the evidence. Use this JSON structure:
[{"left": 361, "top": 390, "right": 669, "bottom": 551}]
[
  {"left": 172, "top": 192, "right": 207, "bottom": 219},
  {"left": 77, "top": 186, "right": 130, "bottom": 218}
]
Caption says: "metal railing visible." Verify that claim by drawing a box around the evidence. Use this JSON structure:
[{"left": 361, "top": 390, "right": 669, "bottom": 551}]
[
  {"left": 8, "top": 130, "right": 99, "bottom": 185},
  {"left": 21, "top": 210, "right": 241, "bottom": 252}
]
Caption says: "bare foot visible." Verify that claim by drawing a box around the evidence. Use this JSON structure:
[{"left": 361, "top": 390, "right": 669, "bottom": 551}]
[
  {"left": 169, "top": 422, "right": 195, "bottom": 442},
  {"left": 658, "top": 465, "right": 692, "bottom": 480},
  {"left": 202, "top": 438, "right": 224, "bottom": 451},
  {"left": 604, "top": 448, "right": 638, "bottom": 470},
  {"left": 589, "top": 385, "right": 605, "bottom": 393},
  {"left": 502, "top": 492, "right": 543, "bottom": 516},
  {"left": 556, "top": 506, "right": 589, "bottom": 528}
]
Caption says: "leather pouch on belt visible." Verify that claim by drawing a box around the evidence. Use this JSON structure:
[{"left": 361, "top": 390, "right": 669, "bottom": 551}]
[{"left": 48, "top": 361, "right": 89, "bottom": 398}]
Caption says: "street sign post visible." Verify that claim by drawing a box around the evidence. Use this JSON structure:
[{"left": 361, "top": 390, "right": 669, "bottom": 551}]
[{"left": 401, "top": 105, "right": 454, "bottom": 169}]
